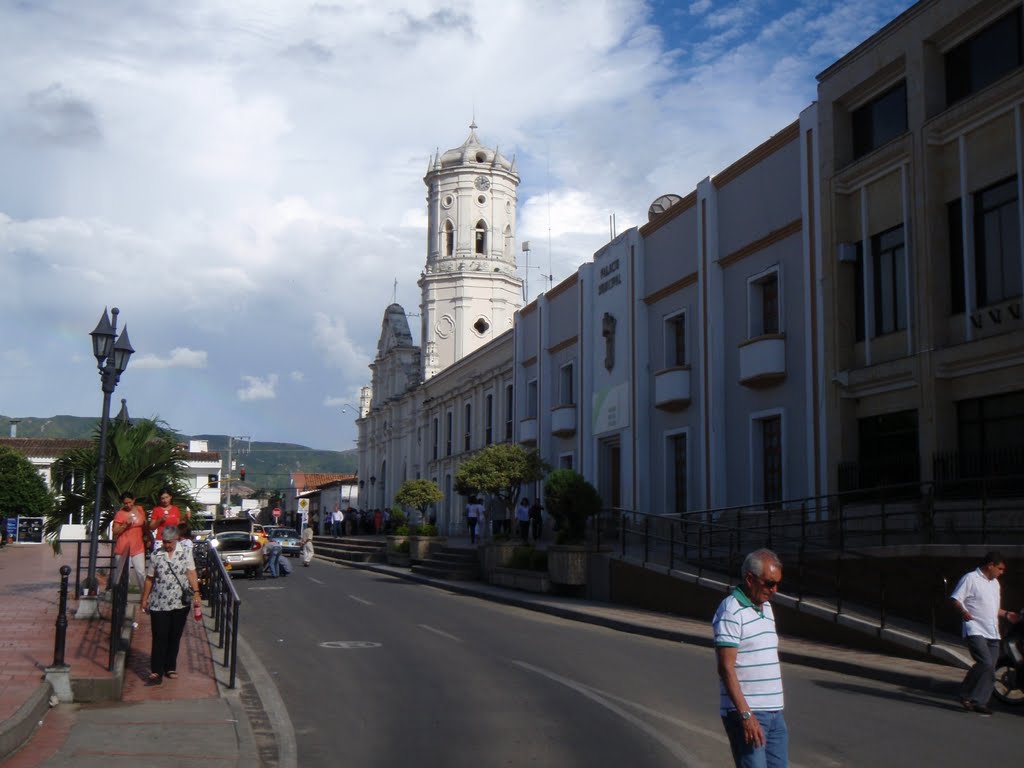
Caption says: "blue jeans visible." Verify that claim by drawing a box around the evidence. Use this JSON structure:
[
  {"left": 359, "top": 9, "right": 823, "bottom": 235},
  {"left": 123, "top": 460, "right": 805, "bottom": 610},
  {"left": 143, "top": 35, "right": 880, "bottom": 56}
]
[
  {"left": 722, "top": 710, "right": 788, "bottom": 768},
  {"left": 267, "top": 549, "right": 281, "bottom": 577},
  {"left": 961, "top": 635, "right": 999, "bottom": 705}
]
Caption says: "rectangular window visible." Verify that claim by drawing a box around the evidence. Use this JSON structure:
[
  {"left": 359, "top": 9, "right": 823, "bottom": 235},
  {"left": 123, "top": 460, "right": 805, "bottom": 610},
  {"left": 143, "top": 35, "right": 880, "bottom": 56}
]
[
  {"left": 945, "top": 8, "right": 1022, "bottom": 106},
  {"left": 857, "top": 410, "right": 920, "bottom": 487},
  {"left": 505, "top": 385, "right": 514, "bottom": 440},
  {"left": 526, "top": 379, "right": 538, "bottom": 419},
  {"left": 761, "top": 417, "right": 782, "bottom": 505},
  {"left": 975, "top": 177, "right": 1021, "bottom": 308},
  {"left": 432, "top": 417, "right": 439, "bottom": 460},
  {"left": 872, "top": 224, "right": 907, "bottom": 336},
  {"left": 851, "top": 81, "right": 907, "bottom": 160},
  {"left": 559, "top": 454, "right": 574, "bottom": 470},
  {"left": 559, "top": 363, "right": 574, "bottom": 406},
  {"left": 957, "top": 391, "right": 1024, "bottom": 478},
  {"left": 749, "top": 270, "right": 780, "bottom": 337},
  {"left": 669, "top": 433, "right": 687, "bottom": 515},
  {"left": 464, "top": 402, "right": 472, "bottom": 452},
  {"left": 665, "top": 311, "right": 686, "bottom": 367},
  {"left": 445, "top": 411, "right": 453, "bottom": 457},
  {"left": 485, "top": 394, "right": 494, "bottom": 445},
  {"left": 207, "top": 474, "right": 218, "bottom": 489}
]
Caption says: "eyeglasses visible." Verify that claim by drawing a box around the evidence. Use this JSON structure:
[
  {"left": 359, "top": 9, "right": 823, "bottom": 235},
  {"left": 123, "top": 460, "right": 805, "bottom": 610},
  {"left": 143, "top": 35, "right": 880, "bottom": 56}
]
[{"left": 756, "top": 576, "right": 781, "bottom": 589}]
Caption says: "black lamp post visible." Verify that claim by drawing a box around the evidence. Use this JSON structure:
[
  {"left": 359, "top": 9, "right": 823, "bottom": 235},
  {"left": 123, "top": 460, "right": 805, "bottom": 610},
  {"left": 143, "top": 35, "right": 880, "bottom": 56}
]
[{"left": 84, "top": 308, "right": 134, "bottom": 601}]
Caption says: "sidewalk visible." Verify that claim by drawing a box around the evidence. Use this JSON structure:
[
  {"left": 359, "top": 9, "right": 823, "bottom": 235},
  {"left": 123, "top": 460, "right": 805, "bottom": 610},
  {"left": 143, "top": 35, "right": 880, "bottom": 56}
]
[{"left": 0, "top": 539, "right": 966, "bottom": 768}]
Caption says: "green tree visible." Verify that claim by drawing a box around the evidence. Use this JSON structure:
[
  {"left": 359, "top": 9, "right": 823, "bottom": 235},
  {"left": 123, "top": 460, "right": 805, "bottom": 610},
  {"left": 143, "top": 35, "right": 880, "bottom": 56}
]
[
  {"left": 0, "top": 447, "right": 55, "bottom": 526},
  {"left": 394, "top": 479, "right": 443, "bottom": 525},
  {"left": 47, "top": 418, "right": 197, "bottom": 552},
  {"left": 454, "top": 444, "right": 548, "bottom": 521},
  {"left": 543, "top": 469, "right": 603, "bottom": 543}
]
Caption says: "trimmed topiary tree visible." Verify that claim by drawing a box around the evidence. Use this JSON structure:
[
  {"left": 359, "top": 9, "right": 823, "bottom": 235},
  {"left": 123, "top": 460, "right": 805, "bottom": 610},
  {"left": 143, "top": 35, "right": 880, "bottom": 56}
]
[
  {"left": 394, "top": 479, "right": 443, "bottom": 529},
  {"left": 543, "top": 469, "right": 602, "bottom": 544}
]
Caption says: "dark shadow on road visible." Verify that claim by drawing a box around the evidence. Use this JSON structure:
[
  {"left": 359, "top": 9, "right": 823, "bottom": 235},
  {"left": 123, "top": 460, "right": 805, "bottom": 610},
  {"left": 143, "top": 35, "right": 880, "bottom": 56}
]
[{"left": 814, "top": 679, "right": 1024, "bottom": 716}]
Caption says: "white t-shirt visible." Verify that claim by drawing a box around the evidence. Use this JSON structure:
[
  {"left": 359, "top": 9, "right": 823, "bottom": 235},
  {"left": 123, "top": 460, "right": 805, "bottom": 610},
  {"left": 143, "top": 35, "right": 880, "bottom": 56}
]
[
  {"left": 713, "top": 588, "right": 784, "bottom": 715},
  {"left": 466, "top": 503, "right": 483, "bottom": 519},
  {"left": 951, "top": 568, "right": 1002, "bottom": 639}
]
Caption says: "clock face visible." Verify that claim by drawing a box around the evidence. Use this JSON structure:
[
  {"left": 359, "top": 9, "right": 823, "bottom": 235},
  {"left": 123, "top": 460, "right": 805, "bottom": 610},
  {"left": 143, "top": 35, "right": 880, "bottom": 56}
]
[{"left": 474, "top": 175, "right": 490, "bottom": 191}]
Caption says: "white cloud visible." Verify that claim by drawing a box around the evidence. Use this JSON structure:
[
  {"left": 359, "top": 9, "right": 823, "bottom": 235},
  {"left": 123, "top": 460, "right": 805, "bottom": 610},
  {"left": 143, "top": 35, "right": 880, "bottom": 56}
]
[
  {"left": 290, "top": 370, "right": 305, "bottom": 382},
  {"left": 132, "top": 348, "right": 208, "bottom": 370},
  {"left": 237, "top": 374, "right": 278, "bottom": 402}
]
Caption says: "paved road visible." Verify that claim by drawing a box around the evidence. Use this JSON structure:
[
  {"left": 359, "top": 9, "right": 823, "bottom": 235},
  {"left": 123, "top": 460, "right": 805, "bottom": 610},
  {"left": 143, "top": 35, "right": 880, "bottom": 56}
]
[{"left": 237, "top": 563, "right": 1024, "bottom": 767}]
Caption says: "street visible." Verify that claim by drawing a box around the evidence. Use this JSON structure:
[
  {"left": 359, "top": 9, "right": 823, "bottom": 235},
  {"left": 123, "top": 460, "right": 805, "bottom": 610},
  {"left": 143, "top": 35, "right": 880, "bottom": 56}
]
[{"left": 237, "top": 563, "right": 1023, "bottom": 767}]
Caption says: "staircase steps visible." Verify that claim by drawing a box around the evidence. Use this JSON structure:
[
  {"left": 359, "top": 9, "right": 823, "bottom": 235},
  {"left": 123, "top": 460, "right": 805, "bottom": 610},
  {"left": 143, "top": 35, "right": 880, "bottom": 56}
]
[
  {"left": 313, "top": 536, "right": 388, "bottom": 564},
  {"left": 411, "top": 545, "right": 480, "bottom": 581}
]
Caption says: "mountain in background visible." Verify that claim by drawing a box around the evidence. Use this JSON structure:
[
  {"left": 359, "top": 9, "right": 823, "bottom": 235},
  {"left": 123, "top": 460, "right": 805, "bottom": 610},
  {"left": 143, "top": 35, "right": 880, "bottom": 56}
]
[{"left": 1, "top": 415, "right": 356, "bottom": 493}]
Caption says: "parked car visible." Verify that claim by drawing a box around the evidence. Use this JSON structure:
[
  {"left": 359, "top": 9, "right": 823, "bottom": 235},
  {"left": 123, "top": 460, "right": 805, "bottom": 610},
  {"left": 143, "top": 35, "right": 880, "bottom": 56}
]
[
  {"left": 210, "top": 531, "right": 264, "bottom": 577},
  {"left": 264, "top": 526, "right": 302, "bottom": 557}
]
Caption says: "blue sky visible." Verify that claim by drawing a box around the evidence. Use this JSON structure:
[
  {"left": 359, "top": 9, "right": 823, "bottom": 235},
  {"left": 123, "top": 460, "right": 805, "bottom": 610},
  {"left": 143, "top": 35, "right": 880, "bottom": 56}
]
[{"left": 0, "top": 0, "right": 913, "bottom": 451}]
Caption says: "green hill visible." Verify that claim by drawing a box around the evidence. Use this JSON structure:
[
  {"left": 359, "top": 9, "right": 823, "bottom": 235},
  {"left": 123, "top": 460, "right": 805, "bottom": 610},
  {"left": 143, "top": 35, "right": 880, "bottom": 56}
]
[{"left": 0, "top": 415, "right": 356, "bottom": 493}]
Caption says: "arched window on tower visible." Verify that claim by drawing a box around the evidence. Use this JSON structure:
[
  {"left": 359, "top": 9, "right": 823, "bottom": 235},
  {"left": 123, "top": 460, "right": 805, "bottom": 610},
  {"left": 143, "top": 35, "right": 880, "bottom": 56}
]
[
  {"left": 475, "top": 220, "right": 487, "bottom": 255},
  {"left": 503, "top": 225, "right": 512, "bottom": 260},
  {"left": 444, "top": 220, "right": 454, "bottom": 256}
]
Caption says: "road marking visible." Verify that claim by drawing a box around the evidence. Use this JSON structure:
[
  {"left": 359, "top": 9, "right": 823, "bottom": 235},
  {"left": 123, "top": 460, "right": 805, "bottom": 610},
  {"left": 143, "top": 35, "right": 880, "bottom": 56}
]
[
  {"left": 418, "top": 624, "right": 462, "bottom": 643},
  {"left": 349, "top": 595, "right": 373, "bottom": 605},
  {"left": 319, "top": 640, "right": 382, "bottom": 649},
  {"left": 308, "top": 577, "right": 325, "bottom": 584},
  {"left": 512, "top": 660, "right": 706, "bottom": 768},
  {"left": 248, "top": 586, "right": 285, "bottom": 591}
]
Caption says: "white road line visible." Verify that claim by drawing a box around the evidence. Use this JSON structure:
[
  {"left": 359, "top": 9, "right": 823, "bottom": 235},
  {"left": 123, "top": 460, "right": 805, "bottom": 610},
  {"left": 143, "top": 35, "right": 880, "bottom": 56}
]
[
  {"left": 418, "top": 624, "right": 462, "bottom": 643},
  {"left": 512, "top": 660, "right": 707, "bottom": 768},
  {"left": 349, "top": 595, "right": 373, "bottom": 605},
  {"left": 308, "top": 577, "right": 325, "bottom": 584}
]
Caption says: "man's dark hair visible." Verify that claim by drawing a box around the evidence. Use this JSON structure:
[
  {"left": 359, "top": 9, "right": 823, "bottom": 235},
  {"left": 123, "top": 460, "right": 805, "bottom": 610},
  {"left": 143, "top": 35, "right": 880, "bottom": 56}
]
[{"left": 983, "top": 551, "right": 1005, "bottom": 567}]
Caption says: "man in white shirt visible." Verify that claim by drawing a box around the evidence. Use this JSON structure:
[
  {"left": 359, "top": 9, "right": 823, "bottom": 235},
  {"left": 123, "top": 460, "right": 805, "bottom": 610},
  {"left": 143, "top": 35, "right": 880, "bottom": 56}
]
[
  {"left": 332, "top": 506, "right": 344, "bottom": 538},
  {"left": 950, "top": 551, "right": 1019, "bottom": 715}
]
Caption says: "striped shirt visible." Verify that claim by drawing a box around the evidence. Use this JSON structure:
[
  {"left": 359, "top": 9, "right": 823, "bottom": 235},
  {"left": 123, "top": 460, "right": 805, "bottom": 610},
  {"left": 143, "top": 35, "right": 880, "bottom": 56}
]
[{"left": 713, "top": 587, "right": 784, "bottom": 715}]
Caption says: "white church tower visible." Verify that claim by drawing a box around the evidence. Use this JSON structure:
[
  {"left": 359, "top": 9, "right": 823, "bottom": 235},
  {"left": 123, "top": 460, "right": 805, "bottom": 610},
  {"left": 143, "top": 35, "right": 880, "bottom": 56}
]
[{"left": 419, "top": 122, "right": 523, "bottom": 379}]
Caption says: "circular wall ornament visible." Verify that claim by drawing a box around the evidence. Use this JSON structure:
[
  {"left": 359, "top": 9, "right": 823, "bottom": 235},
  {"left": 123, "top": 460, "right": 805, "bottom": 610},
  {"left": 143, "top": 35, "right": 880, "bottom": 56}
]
[
  {"left": 435, "top": 315, "right": 455, "bottom": 339},
  {"left": 442, "top": 194, "right": 454, "bottom": 209}
]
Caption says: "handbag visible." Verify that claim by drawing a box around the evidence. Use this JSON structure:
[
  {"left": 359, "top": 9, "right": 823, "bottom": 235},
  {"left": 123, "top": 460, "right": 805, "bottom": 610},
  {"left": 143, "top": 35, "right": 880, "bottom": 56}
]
[{"left": 166, "top": 559, "right": 194, "bottom": 608}]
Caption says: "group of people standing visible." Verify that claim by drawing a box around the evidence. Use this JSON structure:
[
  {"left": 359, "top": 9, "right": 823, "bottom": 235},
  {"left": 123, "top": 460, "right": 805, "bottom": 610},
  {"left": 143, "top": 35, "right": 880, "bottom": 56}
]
[{"left": 111, "top": 489, "right": 201, "bottom": 688}]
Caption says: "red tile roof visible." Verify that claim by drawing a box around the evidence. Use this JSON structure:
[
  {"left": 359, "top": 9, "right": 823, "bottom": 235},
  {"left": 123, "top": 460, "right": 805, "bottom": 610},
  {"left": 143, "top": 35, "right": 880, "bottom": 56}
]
[
  {"left": 0, "top": 437, "right": 91, "bottom": 458},
  {"left": 290, "top": 472, "right": 357, "bottom": 491}
]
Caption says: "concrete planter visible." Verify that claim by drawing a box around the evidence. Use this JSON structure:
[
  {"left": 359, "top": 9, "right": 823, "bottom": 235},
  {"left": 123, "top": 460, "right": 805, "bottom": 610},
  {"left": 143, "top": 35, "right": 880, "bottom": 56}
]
[
  {"left": 480, "top": 541, "right": 520, "bottom": 582},
  {"left": 407, "top": 535, "right": 447, "bottom": 563},
  {"left": 547, "top": 544, "right": 589, "bottom": 585},
  {"left": 386, "top": 551, "right": 411, "bottom": 568},
  {"left": 491, "top": 566, "right": 550, "bottom": 593},
  {"left": 386, "top": 535, "right": 408, "bottom": 550}
]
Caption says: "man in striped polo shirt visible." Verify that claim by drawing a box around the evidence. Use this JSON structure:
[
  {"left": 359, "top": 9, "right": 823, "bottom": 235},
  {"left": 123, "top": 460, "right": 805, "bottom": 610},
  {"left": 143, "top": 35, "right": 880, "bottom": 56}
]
[{"left": 713, "top": 548, "right": 787, "bottom": 767}]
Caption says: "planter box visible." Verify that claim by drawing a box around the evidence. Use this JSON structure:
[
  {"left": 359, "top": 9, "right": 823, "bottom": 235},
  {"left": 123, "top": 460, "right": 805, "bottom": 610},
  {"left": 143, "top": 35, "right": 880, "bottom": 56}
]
[
  {"left": 547, "top": 545, "right": 589, "bottom": 585},
  {"left": 480, "top": 541, "right": 520, "bottom": 581},
  {"left": 407, "top": 536, "right": 447, "bottom": 563},
  {"left": 491, "top": 566, "right": 550, "bottom": 593}
]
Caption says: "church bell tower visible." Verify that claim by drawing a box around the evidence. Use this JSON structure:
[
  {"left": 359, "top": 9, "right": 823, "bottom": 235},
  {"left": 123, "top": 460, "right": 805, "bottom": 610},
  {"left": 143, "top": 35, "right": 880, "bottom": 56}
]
[{"left": 419, "top": 123, "right": 523, "bottom": 379}]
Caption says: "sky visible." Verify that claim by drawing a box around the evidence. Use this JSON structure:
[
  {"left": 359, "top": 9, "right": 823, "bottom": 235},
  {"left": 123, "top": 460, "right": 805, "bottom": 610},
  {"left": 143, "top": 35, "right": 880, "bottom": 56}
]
[{"left": 0, "top": 0, "right": 914, "bottom": 451}]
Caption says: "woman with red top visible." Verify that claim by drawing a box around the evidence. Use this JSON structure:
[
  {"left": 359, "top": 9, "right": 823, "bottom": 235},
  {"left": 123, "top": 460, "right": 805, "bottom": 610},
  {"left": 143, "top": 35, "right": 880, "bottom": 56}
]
[
  {"left": 148, "top": 489, "right": 184, "bottom": 550},
  {"left": 111, "top": 491, "right": 147, "bottom": 591}
]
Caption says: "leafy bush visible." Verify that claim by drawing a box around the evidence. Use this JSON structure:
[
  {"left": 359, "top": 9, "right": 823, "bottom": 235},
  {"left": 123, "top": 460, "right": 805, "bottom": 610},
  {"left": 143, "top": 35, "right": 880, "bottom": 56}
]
[
  {"left": 390, "top": 540, "right": 411, "bottom": 554},
  {"left": 507, "top": 546, "right": 547, "bottom": 571},
  {"left": 394, "top": 524, "right": 411, "bottom": 536},
  {"left": 544, "top": 469, "right": 602, "bottom": 544},
  {"left": 414, "top": 523, "right": 439, "bottom": 537},
  {"left": 389, "top": 507, "right": 408, "bottom": 529}
]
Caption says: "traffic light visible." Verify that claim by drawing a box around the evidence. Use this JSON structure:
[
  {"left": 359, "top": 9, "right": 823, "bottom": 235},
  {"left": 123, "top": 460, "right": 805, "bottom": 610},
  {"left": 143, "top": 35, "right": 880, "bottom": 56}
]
[{"left": 239, "top": 467, "right": 246, "bottom": 481}]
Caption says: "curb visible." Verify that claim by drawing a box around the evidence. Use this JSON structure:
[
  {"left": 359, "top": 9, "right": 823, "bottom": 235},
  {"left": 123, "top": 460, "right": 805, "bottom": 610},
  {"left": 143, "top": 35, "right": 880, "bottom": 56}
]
[{"left": 0, "top": 681, "right": 53, "bottom": 763}]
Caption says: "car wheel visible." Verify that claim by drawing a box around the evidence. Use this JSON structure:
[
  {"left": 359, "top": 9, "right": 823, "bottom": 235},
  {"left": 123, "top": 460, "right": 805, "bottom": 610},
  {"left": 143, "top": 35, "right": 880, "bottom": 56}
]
[{"left": 994, "top": 665, "right": 1024, "bottom": 704}]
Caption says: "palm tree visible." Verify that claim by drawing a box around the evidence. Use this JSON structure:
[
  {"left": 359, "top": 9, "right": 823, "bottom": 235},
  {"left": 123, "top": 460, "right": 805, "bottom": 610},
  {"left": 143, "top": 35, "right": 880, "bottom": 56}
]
[{"left": 46, "top": 418, "right": 197, "bottom": 552}]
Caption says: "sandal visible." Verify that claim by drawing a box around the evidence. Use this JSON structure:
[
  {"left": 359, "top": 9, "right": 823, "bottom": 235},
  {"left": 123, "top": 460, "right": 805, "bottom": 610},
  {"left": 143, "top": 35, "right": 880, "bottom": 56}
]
[
  {"left": 165, "top": 671, "right": 178, "bottom": 679},
  {"left": 145, "top": 674, "right": 162, "bottom": 686}
]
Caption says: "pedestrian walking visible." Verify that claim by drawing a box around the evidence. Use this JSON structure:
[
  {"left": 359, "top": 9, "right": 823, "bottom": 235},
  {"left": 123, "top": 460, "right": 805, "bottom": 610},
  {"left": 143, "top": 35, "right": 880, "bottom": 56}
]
[
  {"left": 140, "top": 526, "right": 200, "bottom": 687},
  {"left": 951, "top": 551, "right": 1020, "bottom": 715},
  {"left": 529, "top": 499, "right": 543, "bottom": 542},
  {"left": 713, "top": 548, "right": 787, "bottom": 768},
  {"left": 301, "top": 523, "right": 314, "bottom": 566},
  {"left": 110, "top": 491, "right": 147, "bottom": 592},
  {"left": 466, "top": 496, "right": 483, "bottom": 545},
  {"left": 516, "top": 498, "right": 531, "bottom": 542},
  {"left": 148, "top": 488, "right": 183, "bottom": 551},
  {"left": 332, "top": 506, "right": 344, "bottom": 538}
]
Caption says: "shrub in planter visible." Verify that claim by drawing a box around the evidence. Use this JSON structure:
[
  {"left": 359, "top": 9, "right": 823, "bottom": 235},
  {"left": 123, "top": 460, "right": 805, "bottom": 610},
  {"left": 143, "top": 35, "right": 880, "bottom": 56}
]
[
  {"left": 394, "top": 524, "right": 411, "bottom": 536},
  {"left": 413, "top": 523, "right": 439, "bottom": 537},
  {"left": 390, "top": 540, "right": 411, "bottom": 554},
  {"left": 544, "top": 469, "right": 602, "bottom": 544}
]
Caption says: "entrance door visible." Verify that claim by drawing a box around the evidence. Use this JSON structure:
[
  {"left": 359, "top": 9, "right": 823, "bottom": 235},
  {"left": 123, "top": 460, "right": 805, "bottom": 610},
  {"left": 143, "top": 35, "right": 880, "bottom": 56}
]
[{"left": 598, "top": 437, "right": 621, "bottom": 510}]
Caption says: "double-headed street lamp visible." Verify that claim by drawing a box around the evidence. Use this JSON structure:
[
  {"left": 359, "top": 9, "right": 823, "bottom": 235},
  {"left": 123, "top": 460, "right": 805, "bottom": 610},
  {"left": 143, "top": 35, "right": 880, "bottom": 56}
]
[{"left": 82, "top": 308, "right": 134, "bottom": 610}]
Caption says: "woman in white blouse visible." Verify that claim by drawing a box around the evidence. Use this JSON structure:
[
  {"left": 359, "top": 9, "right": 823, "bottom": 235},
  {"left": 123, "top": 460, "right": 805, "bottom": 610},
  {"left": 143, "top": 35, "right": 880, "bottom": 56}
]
[{"left": 140, "top": 525, "right": 201, "bottom": 686}]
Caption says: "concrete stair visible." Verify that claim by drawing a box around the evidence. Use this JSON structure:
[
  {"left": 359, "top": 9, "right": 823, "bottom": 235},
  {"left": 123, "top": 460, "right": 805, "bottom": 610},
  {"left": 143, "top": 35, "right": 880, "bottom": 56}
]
[
  {"left": 313, "top": 536, "right": 387, "bottom": 564},
  {"left": 411, "top": 546, "right": 480, "bottom": 581}
]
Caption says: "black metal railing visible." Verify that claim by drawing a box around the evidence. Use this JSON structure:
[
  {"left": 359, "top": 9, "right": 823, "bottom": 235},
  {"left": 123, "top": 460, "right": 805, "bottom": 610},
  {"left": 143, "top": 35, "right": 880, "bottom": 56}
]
[
  {"left": 933, "top": 450, "right": 1024, "bottom": 498},
  {"left": 108, "top": 557, "right": 130, "bottom": 670},
  {"left": 206, "top": 548, "right": 241, "bottom": 689},
  {"left": 71, "top": 539, "right": 115, "bottom": 597},
  {"left": 612, "top": 482, "right": 1024, "bottom": 640}
]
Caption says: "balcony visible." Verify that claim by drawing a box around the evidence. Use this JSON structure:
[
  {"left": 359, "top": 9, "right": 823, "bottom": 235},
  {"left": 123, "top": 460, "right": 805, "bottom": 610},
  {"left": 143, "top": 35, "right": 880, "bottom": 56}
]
[
  {"left": 550, "top": 405, "right": 577, "bottom": 437},
  {"left": 738, "top": 334, "right": 786, "bottom": 387},
  {"left": 519, "top": 417, "right": 538, "bottom": 445},
  {"left": 653, "top": 366, "right": 691, "bottom": 410}
]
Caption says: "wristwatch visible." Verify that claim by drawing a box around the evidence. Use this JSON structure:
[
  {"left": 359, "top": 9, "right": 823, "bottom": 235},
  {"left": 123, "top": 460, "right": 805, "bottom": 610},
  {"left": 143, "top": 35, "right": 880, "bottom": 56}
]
[{"left": 740, "top": 711, "right": 752, "bottom": 721}]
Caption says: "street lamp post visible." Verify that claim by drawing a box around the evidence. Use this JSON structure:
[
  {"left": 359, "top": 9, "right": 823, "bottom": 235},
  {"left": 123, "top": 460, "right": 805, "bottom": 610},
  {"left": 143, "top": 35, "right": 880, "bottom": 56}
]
[{"left": 80, "top": 308, "right": 133, "bottom": 617}]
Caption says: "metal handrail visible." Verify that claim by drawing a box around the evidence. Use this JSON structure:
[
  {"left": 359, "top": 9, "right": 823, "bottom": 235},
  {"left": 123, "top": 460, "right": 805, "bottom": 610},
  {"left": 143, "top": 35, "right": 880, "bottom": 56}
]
[
  {"left": 72, "top": 539, "right": 116, "bottom": 597},
  {"left": 108, "top": 557, "right": 130, "bottom": 670},
  {"left": 206, "top": 547, "right": 242, "bottom": 689}
]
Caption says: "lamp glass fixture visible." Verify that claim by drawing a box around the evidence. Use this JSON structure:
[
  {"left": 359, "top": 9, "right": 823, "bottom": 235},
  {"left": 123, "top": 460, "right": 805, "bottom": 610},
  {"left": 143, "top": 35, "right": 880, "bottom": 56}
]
[
  {"left": 111, "top": 327, "right": 135, "bottom": 373},
  {"left": 90, "top": 310, "right": 115, "bottom": 363}
]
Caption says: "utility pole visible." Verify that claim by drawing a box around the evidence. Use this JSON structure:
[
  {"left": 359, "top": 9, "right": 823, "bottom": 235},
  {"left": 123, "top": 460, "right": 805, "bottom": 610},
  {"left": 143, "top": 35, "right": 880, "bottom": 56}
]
[{"left": 224, "top": 435, "right": 250, "bottom": 517}]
